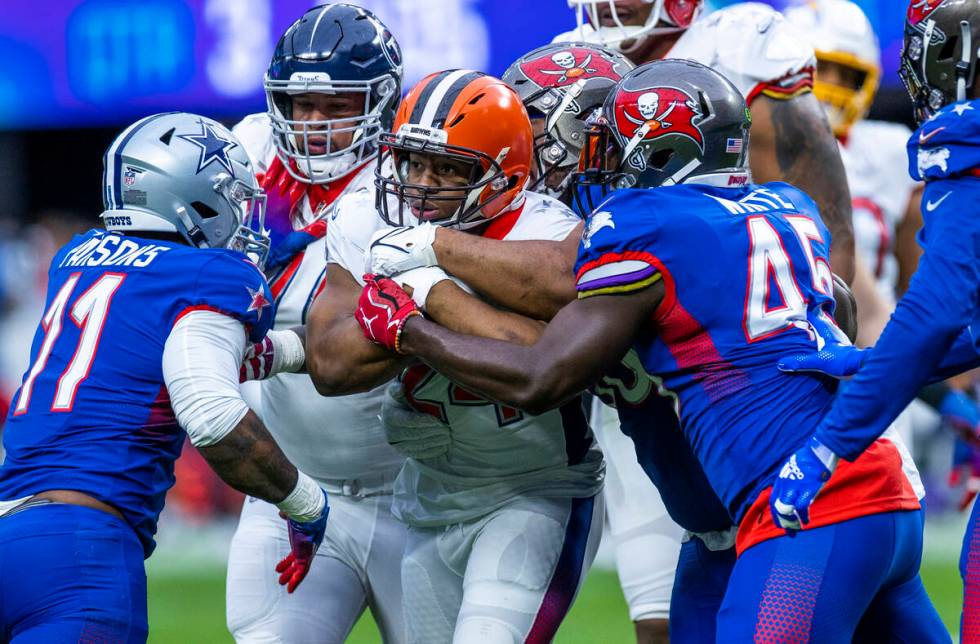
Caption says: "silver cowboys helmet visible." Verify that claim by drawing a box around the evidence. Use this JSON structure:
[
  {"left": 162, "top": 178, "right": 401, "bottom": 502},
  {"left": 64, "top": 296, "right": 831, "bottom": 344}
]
[{"left": 100, "top": 112, "right": 270, "bottom": 267}]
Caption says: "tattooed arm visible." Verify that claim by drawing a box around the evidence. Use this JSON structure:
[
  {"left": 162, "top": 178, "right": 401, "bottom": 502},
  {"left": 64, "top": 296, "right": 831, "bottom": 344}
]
[
  {"left": 749, "top": 93, "right": 855, "bottom": 283},
  {"left": 198, "top": 410, "right": 298, "bottom": 502}
]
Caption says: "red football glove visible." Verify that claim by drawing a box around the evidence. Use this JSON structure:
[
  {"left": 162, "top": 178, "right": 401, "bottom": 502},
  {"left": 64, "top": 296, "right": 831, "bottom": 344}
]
[
  {"left": 355, "top": 274, "right": 421, "bottom": 353},
  {"left": 240, "top": 336, "right": 275, "bottom": 382}
]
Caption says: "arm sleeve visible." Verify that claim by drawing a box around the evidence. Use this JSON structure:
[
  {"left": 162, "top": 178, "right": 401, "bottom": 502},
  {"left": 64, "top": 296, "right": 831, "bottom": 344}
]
[
  {"left": 325, "top": 189, "right": 376, "bottom": 286},
  {"left": 814, "top": 178, "right": 980, "bottom": 459},
  {"left": 163, "top": 310, "right": 250, "bottom": 448}
]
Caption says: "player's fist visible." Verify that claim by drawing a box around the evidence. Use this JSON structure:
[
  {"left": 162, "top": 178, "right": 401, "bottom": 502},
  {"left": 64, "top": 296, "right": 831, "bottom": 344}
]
[
  {"left": 275, "top": 491, "right": 329, "bottom": 594},
  {"left": 770, "top": 436, "right": 839, "bottom": 532},
  {"left": 240, "top": 336, "right": 276, "bottom": 382},
  {"left": 366, "top": 224, "right": 438, "bottom": 276},
  {"left": 355, "top": 274, "right": 421, "bottom": 353}
]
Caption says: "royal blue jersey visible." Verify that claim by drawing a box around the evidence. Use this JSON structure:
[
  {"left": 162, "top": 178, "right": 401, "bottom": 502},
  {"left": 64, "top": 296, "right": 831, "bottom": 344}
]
[
  {"left": 576, "top": 182, "right": 840, "bottom": 522},
  {"left": 0, "top": 229, "right": 273, "bottom": 556},
  {"left": 814, "top": 100, "right": 980, "bottom": 459}
]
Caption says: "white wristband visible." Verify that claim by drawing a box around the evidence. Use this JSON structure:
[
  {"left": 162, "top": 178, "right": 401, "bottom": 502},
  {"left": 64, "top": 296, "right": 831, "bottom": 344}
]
[
  {"left": 276, "top": 471, "right": 326, "bottom": 522},
  {"left": 269, "top": 329, "right": 306, "bottom": 375}
]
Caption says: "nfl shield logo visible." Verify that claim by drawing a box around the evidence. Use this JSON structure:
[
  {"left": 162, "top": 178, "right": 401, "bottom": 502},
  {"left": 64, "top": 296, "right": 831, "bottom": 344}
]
[{"left": 124, "top": 168, "right": 136, "bottom": 186}]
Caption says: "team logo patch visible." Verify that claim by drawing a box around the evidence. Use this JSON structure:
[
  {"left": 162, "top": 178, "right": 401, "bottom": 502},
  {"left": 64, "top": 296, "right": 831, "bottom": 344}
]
[
  {"left": 917, "top": 146, "right": 950, "bottom": 174},
  {"left": 246, "top": 285, "right": 271, "bottom": 319},
  {"left": 614, "top": 86, "right": 705, "bottom": 151},
  {"left": 520, "top": 47, "right": 622, "bottom": 88},
  {"left": 582, "top": 210, "right": 615, "bottom": 249},
  {"left": 908, "top": 0, "right": 945, "bottom": 25}
]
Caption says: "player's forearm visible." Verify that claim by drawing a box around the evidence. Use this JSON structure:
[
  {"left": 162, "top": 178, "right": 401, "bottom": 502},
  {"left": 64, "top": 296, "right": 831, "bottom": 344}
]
[
  {"left": 424, "top": 280, "right": 545, "bottom": 346},
  {"left": 198, "top": 410, "right": 298, "bottom": 503},
  {"left": 432, "top": 226, "right": 580, "bottom": 320},
  {"left": 815, "top": 196, "right": 980, "bottom": 458},
  {"left": 306, "top": 317, "right": 410, "bottom": 395},
  {"left": 850, "top": 258, "right": 893, "bottom": 347},
  {"left": 399, "top": 317, "right": 577, "bottom": 414},
  {"left": 750, "top": 93, "right": 855, "bottom": 283}
]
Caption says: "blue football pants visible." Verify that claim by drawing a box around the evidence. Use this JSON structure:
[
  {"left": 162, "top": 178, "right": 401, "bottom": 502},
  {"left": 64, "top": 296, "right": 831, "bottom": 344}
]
[
  {"left": 0, "top": 503, "right": 147, "bottom": 643},
  {"left": 717, "top": 510, "right": 948, "bottom": 643}
]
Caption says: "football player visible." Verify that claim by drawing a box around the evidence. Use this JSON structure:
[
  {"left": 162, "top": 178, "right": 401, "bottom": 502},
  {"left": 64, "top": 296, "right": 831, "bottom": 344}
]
[
  {"left": 769, "top": 0, "right": 980, "bottom": 638},
  {"left": 0, "top": 112, "right": 328, "bottom": 643},
  {"left": 557, "top": 0, "right": 855, "bottom": 283},
  {"left": 223, "top": 5, "right": 409, "bottom": 642},
  {"left": 357, "top": 59, "right": 948, "bottom": 642},
  {"left": 504, "top": 43, "right": 686, "bottom": 644},
  {"left": 784, "top": 0, "right": 924, "bottom": 347},
  {"left": 306, "top": 71, "right": 606, "bottom": 643}
]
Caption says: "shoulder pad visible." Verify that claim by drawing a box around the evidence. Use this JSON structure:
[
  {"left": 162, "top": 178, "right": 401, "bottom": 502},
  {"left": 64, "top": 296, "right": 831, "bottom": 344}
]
[
  {"left": 325, "top": 186, "right": 383, "bottom": 283},
  {"left": 231, "top": 113, "right": 277, "bottom": 175},
  {"left": 908, "top": 100, "right": 980, "bottom": 181},
  {"left": 186, "top": 251, "right": 275, "bottom": 342},
  {"left": 505, "top": 192, "right": 581, "bottom": 242},
  {"left": 575, "top": 190, "right": 666, "bottom": 297},
  {"left": 670, "top": 3, "right": 815, "bottom": 99}
]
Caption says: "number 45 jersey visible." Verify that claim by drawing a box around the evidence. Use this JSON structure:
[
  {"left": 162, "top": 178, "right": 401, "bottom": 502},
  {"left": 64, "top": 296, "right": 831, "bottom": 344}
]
[
  {"left": 574, "top": 182, "right": 921, "bottom": 537},
  {"left": 0, "top": 229, "right": 273, "bottom": 556}
]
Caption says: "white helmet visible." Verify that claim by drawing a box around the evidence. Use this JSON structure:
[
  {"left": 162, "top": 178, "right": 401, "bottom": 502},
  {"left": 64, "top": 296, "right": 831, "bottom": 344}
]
[
  {"left": 567, "top": 0, "right": 703, "bottom": 54},
  {"left": 784, "top": 0, "right": 880, "bottom": 137}
]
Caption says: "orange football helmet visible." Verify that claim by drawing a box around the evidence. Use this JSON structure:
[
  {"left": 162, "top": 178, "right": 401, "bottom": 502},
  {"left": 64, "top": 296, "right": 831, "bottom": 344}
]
[{"left": 376, "top": 70, "right": 533, "bottom": 229}]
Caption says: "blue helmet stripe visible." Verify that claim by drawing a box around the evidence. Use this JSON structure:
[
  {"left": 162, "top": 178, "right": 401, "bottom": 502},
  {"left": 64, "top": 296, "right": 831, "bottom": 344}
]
[{"left": 105, "top": 112, "right": 173, "bottom": 209}]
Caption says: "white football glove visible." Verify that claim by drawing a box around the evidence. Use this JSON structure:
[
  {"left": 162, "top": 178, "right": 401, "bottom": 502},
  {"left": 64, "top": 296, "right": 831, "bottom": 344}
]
[
  {"left": 381, "top": 382, "right": 452, "bottom": 460},
  {"left": 395, "top": 266, "right": 452, "bottom": 310},
  {"left": 366, "top": 224, "right": 438, "bottom": 276}
]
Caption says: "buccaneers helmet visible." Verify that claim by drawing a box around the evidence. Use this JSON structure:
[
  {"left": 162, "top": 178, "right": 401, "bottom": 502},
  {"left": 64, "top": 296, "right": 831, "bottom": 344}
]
[
  {"left": 784, "top": 0, "right": 880, "bottom": 138},
  {"left": 376, "top": 70, "right": 533, "bottom": 230},
  {"left": 265, "top": 3, "right": 403, "bottom": 184},
  {"left": 503, "top": 42, "right": 634, "bottom": 200},
  {"left": 567, "top": 0, "right": 703, "bottom": 53},
  {"left": 900, "top": 0, "right": 980, "bottom": 123},
  {"left": 573, "top": 59, "right": 750, "bottom": 213}
]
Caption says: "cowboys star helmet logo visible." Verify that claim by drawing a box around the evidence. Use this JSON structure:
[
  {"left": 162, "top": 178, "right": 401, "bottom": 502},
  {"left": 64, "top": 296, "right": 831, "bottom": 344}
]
[
  {"left": 520, "top": 47, "right": 622, "bottom": 88},
  {"left": 178, "top": 121, "right": 239, "bottom": 175},
  {"left": 907, "top": 0, "right": 946, "bottom": 25},
  {"left": 614, "top": 86, "right": 705, "bottom": 151}
]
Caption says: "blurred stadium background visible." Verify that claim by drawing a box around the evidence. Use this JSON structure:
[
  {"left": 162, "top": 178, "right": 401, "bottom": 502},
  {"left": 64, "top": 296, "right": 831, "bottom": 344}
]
[{"left": 0, "top": 1, "right": 969, "bottom": 641}]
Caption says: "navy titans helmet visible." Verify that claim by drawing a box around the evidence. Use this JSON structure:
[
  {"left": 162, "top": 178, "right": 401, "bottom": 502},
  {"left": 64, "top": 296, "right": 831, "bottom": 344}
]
[{"left": 265, "top": 3, "right": 403, "bottom": 184}]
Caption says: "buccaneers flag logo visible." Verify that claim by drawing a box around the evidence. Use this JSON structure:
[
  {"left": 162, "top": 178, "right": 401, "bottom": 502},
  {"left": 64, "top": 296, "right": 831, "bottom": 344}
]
[
  {"left": 614, "top": 86, "right": 705, "bottom": 151},
  {"left": 908, "top": 0, "right": 945, "bottom": 25},
  {"left": 520, "top": 47, "right": 622, "bottom": 88}
]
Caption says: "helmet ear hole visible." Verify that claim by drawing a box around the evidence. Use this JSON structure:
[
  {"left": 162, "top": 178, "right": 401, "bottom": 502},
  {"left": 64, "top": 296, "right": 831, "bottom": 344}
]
[
  {"left": 938, "top": 36, "right": 959, "bottom": 61},
  {"left": 648, "top": 148, "right": 675, "bottom": 171},
  {"left": 191, "top": 201, "right": 221, "bottom": 220}
]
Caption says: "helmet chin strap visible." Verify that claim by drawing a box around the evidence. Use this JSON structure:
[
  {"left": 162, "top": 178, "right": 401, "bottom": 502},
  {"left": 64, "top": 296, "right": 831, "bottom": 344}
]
[
  {"left": 661, "top": 158, "right": 702, "bottom": 186},
  {"left": 956, "top": 20, "right": 976, "bottom": 102}
]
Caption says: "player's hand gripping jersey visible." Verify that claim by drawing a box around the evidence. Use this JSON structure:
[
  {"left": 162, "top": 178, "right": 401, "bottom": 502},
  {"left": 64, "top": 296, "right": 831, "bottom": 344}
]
[
  {"left": 0, "top": 230, "right": 273, "bottom": 555},
  {"left": 555, "top": 3, "right": 815, "bottom": 105},
  {"left": 575, "top": 182, "right": 922, "bottom": 550},
  {"left": 329, "top": 189, "right": 604, "bottom": 527}
]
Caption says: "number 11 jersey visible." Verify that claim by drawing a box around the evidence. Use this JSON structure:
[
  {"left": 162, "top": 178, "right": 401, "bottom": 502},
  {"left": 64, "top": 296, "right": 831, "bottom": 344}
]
[{"left": 0, "top": 229, "right": 273, "bottom": 556}]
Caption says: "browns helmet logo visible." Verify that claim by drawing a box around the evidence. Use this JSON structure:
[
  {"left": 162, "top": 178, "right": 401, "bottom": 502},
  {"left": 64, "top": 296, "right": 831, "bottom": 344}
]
[
  {"left": 614, "top": 87, "right": 705, "bottom": 151},
  {"left": 520, "top": 47, "right": 621, "bottom": 88},
  {"left": 908, "top": 0, "right": 945, "bottom": 25}
]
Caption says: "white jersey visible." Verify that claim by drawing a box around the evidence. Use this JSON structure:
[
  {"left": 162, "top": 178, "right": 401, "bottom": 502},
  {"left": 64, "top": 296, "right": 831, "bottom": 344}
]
[
  {"left": 232, "top": 113, "right": 404, "bottom": 484},
  {"left": 327, "top": 190, "right": 605, "bottom": 527},
  {"left": 840, "top": 120, "right": 919, "bottom": 300},
  {"left": 555, "top": 2, "right": 815, "bottom": 102}
]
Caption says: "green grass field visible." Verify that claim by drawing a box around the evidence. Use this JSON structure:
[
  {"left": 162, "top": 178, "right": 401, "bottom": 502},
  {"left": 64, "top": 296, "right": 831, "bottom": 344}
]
[{"left": 145, "top": 553, "right": 962, "bottom": 643}]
